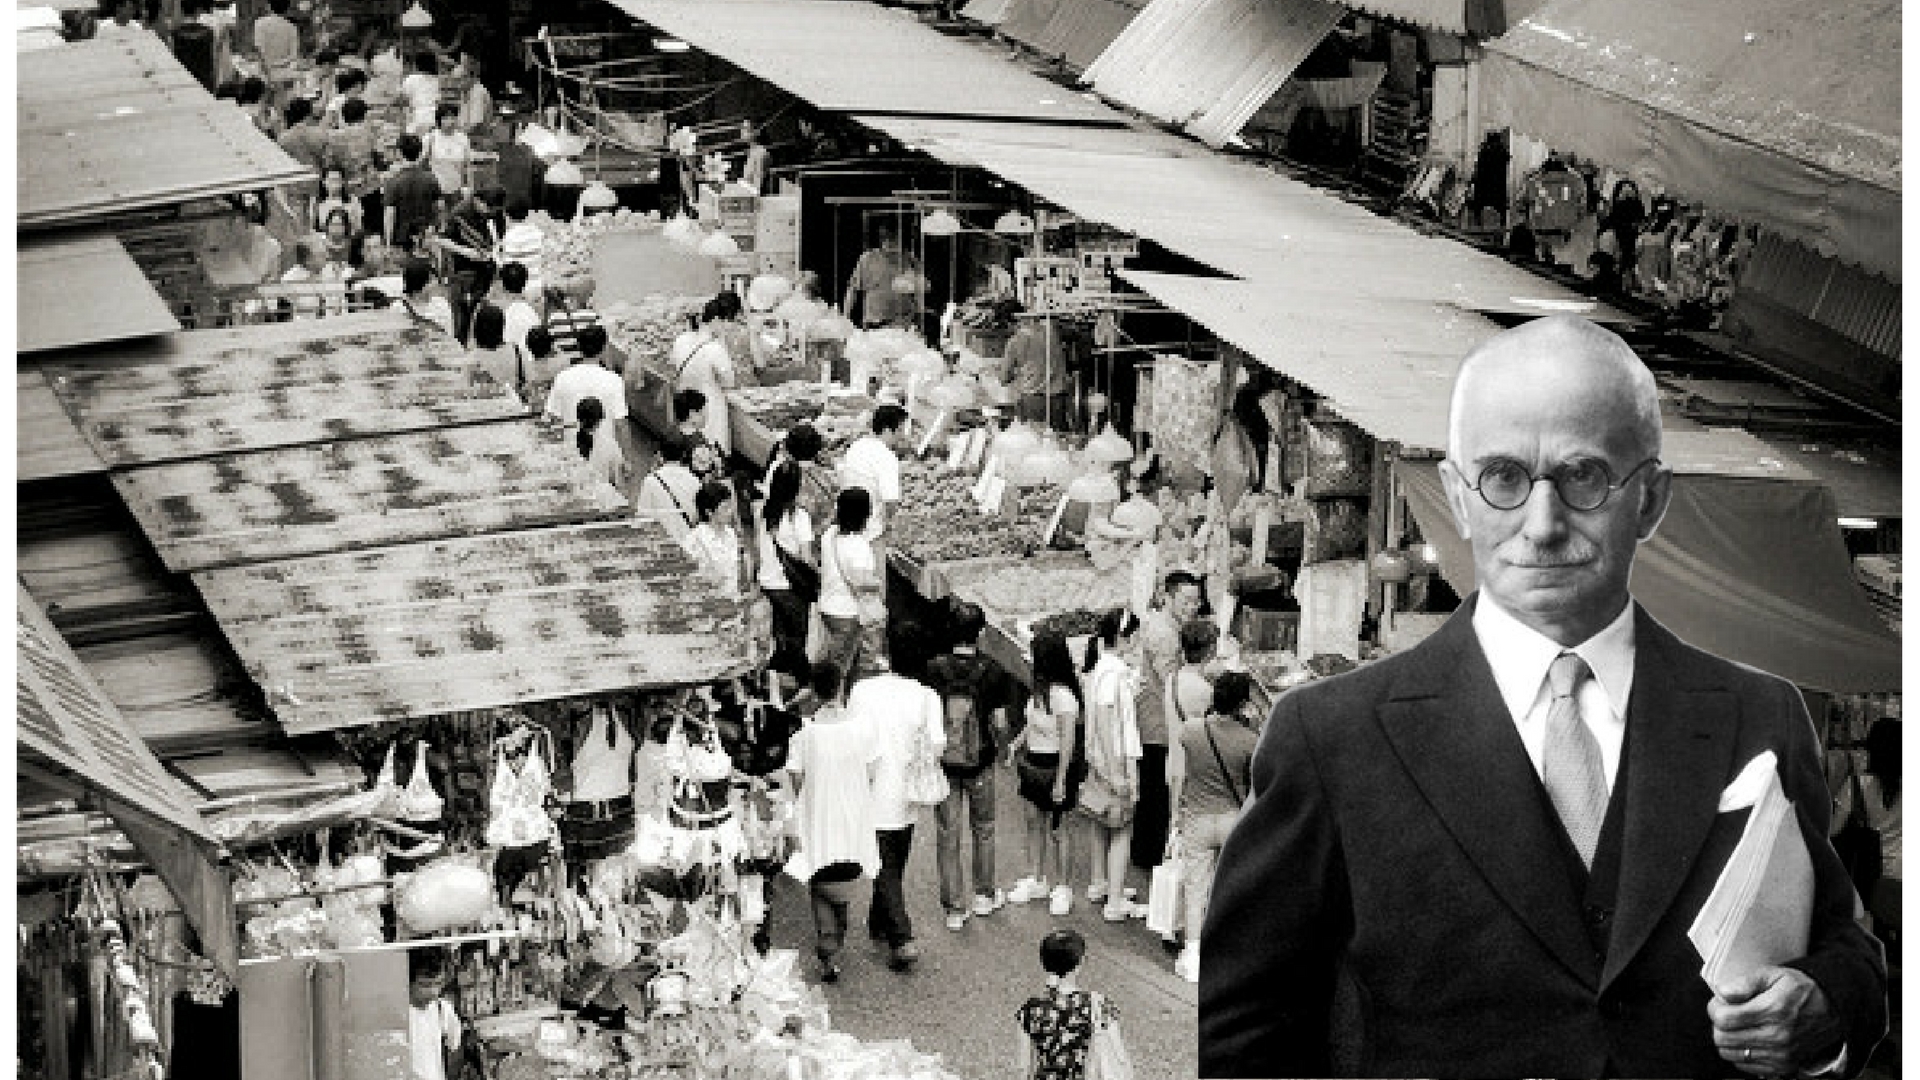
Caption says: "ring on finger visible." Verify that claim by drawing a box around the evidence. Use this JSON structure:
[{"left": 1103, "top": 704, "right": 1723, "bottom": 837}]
[{"left": 1743, "top": 1049, "right": 1752, "bottom": 1063}]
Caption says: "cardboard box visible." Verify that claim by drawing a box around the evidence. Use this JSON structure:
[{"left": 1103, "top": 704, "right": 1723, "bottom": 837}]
[{"left": 756, "top": 195, "right": 801, "bottom": 253}]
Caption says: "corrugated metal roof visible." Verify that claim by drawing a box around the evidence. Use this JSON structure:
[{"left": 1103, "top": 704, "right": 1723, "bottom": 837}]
[
  {"left": 47, "top": 315, "right": 526, "bottom": 467},
  {"left": 17, "top": 582, "right": 216, "bottom": 840},
  {"left": 1343, "top": 0, "right": 1476, "bottom": 35},
  {"left": 1483, "top": 0, "right": 1899, "bottom": 280},
  {"left": 998, "top": 0, "right": 1141, "bottom": 69},
  {"left": 961, "top": 0, "right": 1017, "bottom": 22},
  {"left": 18, "top": 369, "right": 108, "bottom": 482},
  {"left": 19, "top": 36, "right": 312, "bottom": 229},
  {"left": 1123, "top": 268, "right": 1497, "bottom": 451},
  {"left": 113, "top": 420, "right": 630, "bottom": 573},
  {"left": 603, "top": 0, "right": 1123, "bottom": 124},
  {"left": 19, "top": 234, "right": 180, "bottom": 353},
  {"left": 1083, "top": 0, "right": 1343, "bottom": 146},
  {"left": 860, "top": 115, "right": 1619, "bottom": 319},
  {"left": 194, "top": 521, "right": 757, "bottom": 734}
]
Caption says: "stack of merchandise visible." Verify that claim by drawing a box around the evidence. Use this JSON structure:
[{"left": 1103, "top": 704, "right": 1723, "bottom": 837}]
[{"left": 888, "top": 459, "right": 1063, "bottom": 563}]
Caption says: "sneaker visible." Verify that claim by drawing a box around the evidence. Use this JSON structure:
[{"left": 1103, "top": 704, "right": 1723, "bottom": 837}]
[
  {"left": 1174, "top": 943, "right": 1200, "bottom": 983},
  {"left": 889, "top": 942, "right": 920, "bottom": 971},
  {"left": 1086, "top": 883, "right": 1109, "bottom": 904},
  {"left": 1007, "top": 877, "right": 1049, "bottom": 904},
  {"left": 1102, "top": 899, "right": 1147, "bottom": 923},
  {"left": 972, "top": 889, "right": 1006, "bottom": 916},
  {"left": 945, "top": 911, "right": 968, "bottom": 931},
  {"left": 1048, "top": 885, "right": 1073, "bottom": 917},
  {"left": 820, "top": 958, "right": 842, "bottom": 984}
]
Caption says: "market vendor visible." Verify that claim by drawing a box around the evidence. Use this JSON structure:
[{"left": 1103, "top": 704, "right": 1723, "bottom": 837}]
[
  {"left": 676, "top": 294, "right": 742, "bottom": 457},
  {"left": 1001, "top": 309, "right": 1074, "bottom": 432},
  {"left": 842, "top": 220, "right": 923, "bottom": 330}
]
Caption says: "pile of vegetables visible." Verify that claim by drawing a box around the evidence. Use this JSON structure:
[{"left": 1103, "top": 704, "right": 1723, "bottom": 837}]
[
  {"left": 887, "top": 461, "right": 1063, "bottom": 563},
  {"left": 600, "top": 297, "right": 709, "bottom": 365},
  {"left": 527, "top": 208, "right": 664, "bottom": 299}
]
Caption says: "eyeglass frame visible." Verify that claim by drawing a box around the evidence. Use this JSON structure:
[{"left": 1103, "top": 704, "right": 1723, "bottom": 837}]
[{"left": 1457, "top": 455, "right": 1664, "bottom": 512}]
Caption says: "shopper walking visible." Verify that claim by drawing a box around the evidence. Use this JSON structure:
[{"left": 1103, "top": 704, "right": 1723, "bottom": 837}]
[
  {"left": 839, "top": 403, "right": 908, "bottom": 539},
  {"left": 681, "top": 481, "right": 742, "bottom": 598},
  {"left": 677, "top": 294, "right": 742, "bottom": 457},
  {"left": 1166, "top": 671, "right": 1257, "bottom": 984},
  {"left": 251, "top": 0, "right": 301, "bottom": 110},
  {"left": 1079, "top": 608, "right": 1145, "bottom": 921},
  {"left": 1016, "top": 930, "right": 1132, "bottom": 1080},
  {"left": 1007, "top": 630, "right": 1085, "bottom": 917},
  {"left": 466, "top": 304, "right": 521, "bottom": 395},
  {"left": 396, "top": 259, "right": 454, "bottom": 337},
  {"left": 816, "top": 488, "right": 884, "bottom": 677},
  {"left": 785, "top": 663, "right": 882, "bottom": 983},
  {"left": 424, "top": 104, "right": 473, "bottom": 194},
  {"left": 755, "top": 460, "right": 817, "bottom": 683},
  {"left": 383, "top": 134, "right": 443, "bottom": 255},
  {"left": 633, "top": 438, "right": 702, "bottom": 544},
  {"left": 924, "top": 600, "right": 1014, "bottom": 930},
  {"left": 844, "top": 629, "right": 944, "bottom": 971},
  {"left": 573, "top": 396, "right": 628, "bottom": 494}
]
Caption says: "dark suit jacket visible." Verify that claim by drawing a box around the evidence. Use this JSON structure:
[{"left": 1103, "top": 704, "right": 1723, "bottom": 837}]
[{"left": 1198, "top": 597, "right": 1886, "bottom": 1078}]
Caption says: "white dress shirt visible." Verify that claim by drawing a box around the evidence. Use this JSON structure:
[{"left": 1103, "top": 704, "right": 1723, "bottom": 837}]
[{"left": 1472, "top": 595, "right": 1636, "bottom": 792}]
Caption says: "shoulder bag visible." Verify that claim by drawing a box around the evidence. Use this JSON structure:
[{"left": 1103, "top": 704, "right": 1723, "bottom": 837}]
[
  {"left": 1203, "top": 717, "right": 1247, "bottom": 808},
  {"left": 767, "top": 512, "right": 821, "bottom": 604}
]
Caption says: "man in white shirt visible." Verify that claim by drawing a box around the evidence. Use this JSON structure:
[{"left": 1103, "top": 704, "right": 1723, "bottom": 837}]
[
  {"left": 844, "top": 629, "right": 946, "bottom": 971},
  {"left": 496, "top": 261, "right": 541, "bottom": 355},
  {"left": 838, "top": 403, "right": 908, "bottom": 540},
  {"left": 544, "top": 341, "right": 628, "bottom": 430},
  {"left": 1201, "top": 315, "right": 1886, "bottom": 1078},
  {"left": 407, "top": 952, "right": 461, "bottom": 1080}
]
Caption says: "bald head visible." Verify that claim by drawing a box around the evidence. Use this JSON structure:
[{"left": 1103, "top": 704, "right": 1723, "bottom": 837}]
[{"left": 1448, "top": 315, "right": 1662, "bottom": 464}]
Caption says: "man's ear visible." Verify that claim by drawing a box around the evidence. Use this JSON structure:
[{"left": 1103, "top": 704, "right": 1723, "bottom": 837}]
[
  {"left": 1636, "top": 463, "right": 1674, "bottom": 542},
  {"left": 1437, "top": 460, "right": 1475, "bottom": 541}
]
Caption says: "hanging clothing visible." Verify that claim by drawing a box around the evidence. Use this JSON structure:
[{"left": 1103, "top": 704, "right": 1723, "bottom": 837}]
[
  {"left": 486, "top": 735, "right": 555, "bottom": 848},
  {"left": 1150, "top": 355, "right": 1217, "bottom": 480},
  {"left": 570, "top": 704, "right": 635, "bottom": 804}
]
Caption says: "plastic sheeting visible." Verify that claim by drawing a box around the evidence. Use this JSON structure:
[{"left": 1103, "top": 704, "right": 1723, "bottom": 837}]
[
  {"left": 1083, "top": 0, "right": 1343, "bottom": 147},
  {"left": 1395, "top": 461, "right": 1902, "bottom": 693},
  {"left": 1483, "top": 0, "right": 1900, "bottom": 282}
]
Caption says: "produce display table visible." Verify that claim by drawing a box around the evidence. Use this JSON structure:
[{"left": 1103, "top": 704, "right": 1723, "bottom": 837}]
[
  {"left": 891, "top": 550, "right": 1133, "bottom": 687},
  {"left": 731, "top": 404, "right": 778, "bottom": 469}
]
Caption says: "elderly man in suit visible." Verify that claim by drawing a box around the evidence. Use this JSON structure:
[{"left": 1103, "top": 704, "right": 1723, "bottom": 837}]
[{"left": 1198, "top": 315, "right": 1886, "bottom": 1078}]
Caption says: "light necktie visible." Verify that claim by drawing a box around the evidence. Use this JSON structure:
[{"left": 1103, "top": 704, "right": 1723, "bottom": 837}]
[{"left": 1542, "top": 651, "right": 1608, "bottom": 868}]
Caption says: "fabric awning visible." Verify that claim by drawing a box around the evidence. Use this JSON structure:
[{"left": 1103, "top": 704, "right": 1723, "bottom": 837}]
[
  {"left": 1482, "top": 0, "right": 1900, "bottom": 281},
  {"left": 604, "top": 0, "right": 1122, "bottom": 124},
  {"left": 19, "top": 233, "right": 180, "bottom": 353},
  {"left": 1083, "top": 0, "right": 1342, "bottom": 146},
  {"left": 1395, "top": 462, "right": 1902, "bottom": 693},
  {"left": 860, "top": 115, "right": 1623, "bottom": 324},
  {"left": 18, "top": 583, "right": 239, "bottom": 975}
]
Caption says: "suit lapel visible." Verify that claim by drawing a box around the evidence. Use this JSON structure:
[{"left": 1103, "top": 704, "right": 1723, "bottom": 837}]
[
  {"left": 1600, "top": 607, "right": 1740, "bottom": 989},
  {"left": 1377, "top": 603, "right": 1601, "bottom": 988}
]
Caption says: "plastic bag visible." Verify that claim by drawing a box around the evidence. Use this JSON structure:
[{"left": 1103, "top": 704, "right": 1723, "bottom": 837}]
[{"left": 394, "top": 858, "right": 493, "bottom": 934}]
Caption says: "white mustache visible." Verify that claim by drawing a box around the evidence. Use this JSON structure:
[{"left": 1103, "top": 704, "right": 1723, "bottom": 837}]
[{"left": 1498, "top": 544, "right": 1596, "bottom": 568}]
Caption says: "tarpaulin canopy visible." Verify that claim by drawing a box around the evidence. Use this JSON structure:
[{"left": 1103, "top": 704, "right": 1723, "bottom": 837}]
[
  {"left": 18, "top": 582, "right": 239, "bottom": 975},
  {"left": 1395, "top": 462, "right": 1902, "bottom": 693},
  {"left": 1082, "top": 0, "right": 1343, "bottom": 146},
  {"left": 1482, "top": 0, "right": 1900, "bottom": 281}
]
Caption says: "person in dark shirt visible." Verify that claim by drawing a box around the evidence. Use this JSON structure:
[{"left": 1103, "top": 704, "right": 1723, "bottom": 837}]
[
  {"left": 435, "top": 185, "right": 501, "bottom": 340},
  {"left": 382, "top": 133, "right": 442, "bottom": 254},
  {"left": 495, "top": 117, "right": 548, "bottom": 213},
  {"left": 922, "top": 600, "right": 1016, "bottom": 930}
]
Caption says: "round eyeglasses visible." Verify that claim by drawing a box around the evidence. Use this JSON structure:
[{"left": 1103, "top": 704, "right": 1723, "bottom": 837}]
[{"left": 1463, "top": 457, "right": 1662, "bottom": 512}]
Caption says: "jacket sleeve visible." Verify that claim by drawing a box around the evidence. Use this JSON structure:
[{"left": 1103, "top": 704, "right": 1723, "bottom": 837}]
[
  {"left": 1774, "top": 677, "right": 1889, "bottom": 1075},
  {"left": 1198, "top": 688, "right": 1348, "bottom": 1078}
]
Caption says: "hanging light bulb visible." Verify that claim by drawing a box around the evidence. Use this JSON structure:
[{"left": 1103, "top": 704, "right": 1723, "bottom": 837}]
[
  {"left": 545, "top": 157, "right": 583, "bottom": 187},
  {"left": 399, "top": 0, "right": 432, "bottom": 27},
  {"left": 921, "top": 208, "right": 962, "bottom": 237},
  {"left": 994, "top": 209, "right": 1035, "bottom": 235},
  {"left": 698, "top": 231, "right": 740, "bottom": 258}
]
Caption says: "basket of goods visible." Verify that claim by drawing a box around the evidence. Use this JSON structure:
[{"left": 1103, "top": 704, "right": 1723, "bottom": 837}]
[{"left": 1303, "top": 419, "right": 1373, "bottom": 497}]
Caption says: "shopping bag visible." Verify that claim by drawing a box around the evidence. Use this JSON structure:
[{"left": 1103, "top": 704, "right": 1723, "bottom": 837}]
[
  {"left": 1086, "top": 993, "right": 1135, "bottom": 1080},
  {"left": 803, "top": 606, "right": 829, "bottom": 665},
  {"left": 903, "top": 721, "right": 950, "bottom": 807},
  {"left": 1145, "top": 860, "right": 1183, "bottom": 937}
]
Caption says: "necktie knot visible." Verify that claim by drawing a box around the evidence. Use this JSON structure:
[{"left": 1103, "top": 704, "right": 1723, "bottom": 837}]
[{"left": 1548, "top": 652, "right": 1592, "bottom": 700}]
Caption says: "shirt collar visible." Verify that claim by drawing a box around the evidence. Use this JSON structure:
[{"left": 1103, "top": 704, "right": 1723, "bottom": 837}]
[{"left": 1472, "top": 594, "right": 1636, "bottom": 723}]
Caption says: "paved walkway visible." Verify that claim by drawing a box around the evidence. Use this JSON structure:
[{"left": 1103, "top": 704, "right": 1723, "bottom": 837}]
[{"left": 761, "top": 762, "right": 1196, "bottom": 1080}]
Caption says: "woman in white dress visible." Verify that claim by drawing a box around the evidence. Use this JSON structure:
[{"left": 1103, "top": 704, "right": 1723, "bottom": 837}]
[
  {"left": 785, "top": 663, "right": 882, "bottom": 982},
  {"left": 1076, "top": 608, "right": 1146, "bottom": 923}
]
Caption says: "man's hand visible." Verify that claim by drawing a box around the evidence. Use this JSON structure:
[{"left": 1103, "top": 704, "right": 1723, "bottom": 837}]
[{"left": 1709, "top": 966, "right": 1844, "bottom": 1077}]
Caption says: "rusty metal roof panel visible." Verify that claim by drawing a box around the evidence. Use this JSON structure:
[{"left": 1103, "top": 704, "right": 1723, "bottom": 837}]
[
  {"left": 193, "top": 521, "right": 757, "bottom": 733},
  {"left": 112, "top": 420, "right": 630, "bottom": 572},
  {"left": 46, "top": 316, "right": 525, "bottom": 467},
  {"left": 18, "top": 368, "right": 108, "bottom": 482}
]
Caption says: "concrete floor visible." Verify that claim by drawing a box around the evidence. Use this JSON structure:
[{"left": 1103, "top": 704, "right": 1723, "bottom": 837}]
[{"left": 761, "top": 765, "right": 1198, "bottom": 1080}]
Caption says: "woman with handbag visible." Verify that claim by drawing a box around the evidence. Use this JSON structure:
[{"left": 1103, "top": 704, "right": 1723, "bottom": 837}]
[
  {"left": 816, "top": 488, "right": 886, "bottom": 678},
  {"left": 756, "top": 460, "right": 818, "bottom": 684},
  {"left": 1167, "top": 671, "right": 1259, "bottom": 983},
  {"left": 1017, "top": 929, "right": 1133, "bottom": 1080},
  {"left": 681, "top": 482, "right": 744, "bottom": 598},
  {"left": 1008, "top": 631, "right": 1086, "bottom": 917},
  {"left": 1077, "top": 608, "right": 1146, "bottom": 923}
]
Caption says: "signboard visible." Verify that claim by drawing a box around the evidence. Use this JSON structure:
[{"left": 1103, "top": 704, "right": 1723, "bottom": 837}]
[{"left": 1014, "top": 256, "right": 1082, "bottom": 312}]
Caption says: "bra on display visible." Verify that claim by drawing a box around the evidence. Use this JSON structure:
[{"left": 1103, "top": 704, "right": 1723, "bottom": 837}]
[{"left": 398, "top": 740, "right": 445, "bottom": 823}]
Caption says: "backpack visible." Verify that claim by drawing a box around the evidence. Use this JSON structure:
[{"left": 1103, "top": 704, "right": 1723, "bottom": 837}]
[{"left": 935, "top": 657, "right": 989, "bottom": 770}]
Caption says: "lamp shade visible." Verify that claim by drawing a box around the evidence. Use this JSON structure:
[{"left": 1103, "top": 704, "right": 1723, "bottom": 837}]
[
  {"left": 698, "top": 231, "right": 740, "bottom": 258},
  {"left": 545, "top": 158, "right": 583, "bottom": 187},
  {"left": 662, "top": 214, "right": 702, "bottom": 248},
  {"left": 921, "top": 208, "right": 962, "bottom": 237},
  {"left": 399, "top": 1, "right": 432, "bottom": 27},
  {"left": 578, "top": 181, "right": 619, "bottom": 211},
  {"left": 994, "top": 210, "right": 1035, "bottom": 235}
]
